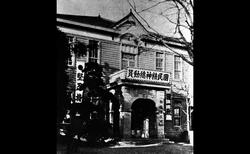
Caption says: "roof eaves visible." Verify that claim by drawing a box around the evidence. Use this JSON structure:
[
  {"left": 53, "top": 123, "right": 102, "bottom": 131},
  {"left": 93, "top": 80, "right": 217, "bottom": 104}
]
[{"left": 57, "top": 18, "right": 120, "bottom": 34}]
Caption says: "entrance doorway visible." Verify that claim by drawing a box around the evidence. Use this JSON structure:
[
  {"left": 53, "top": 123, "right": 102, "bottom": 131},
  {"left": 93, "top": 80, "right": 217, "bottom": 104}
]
[{"left": 131, "top": 99, "right": 157, "bottom": 138}]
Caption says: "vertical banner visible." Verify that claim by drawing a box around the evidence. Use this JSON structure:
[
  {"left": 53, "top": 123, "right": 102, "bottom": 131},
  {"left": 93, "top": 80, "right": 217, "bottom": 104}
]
[
  {"left": 157, "top": 113, "right": 165, "bottom": 138},
  {"left": 165, "top": 88, "right": 172, "bottom": 120},
  {"left": 75, "top": 60, "right": 85, "bottom": 103},
  {"left": 156, "top": 91, "right": 165, "bottom": 138}
]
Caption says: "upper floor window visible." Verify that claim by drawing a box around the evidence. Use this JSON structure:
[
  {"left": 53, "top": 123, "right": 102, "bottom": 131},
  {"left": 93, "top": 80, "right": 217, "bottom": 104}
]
[
  {"left": 121, "top": 43, "right": 137, "bottom": 69},
  {"left": 156, "top": 52, "right": 164, "bottom": 71},
  {"left": 88, "top": 40, "right": 100, "bottom": 63},
  {"left": 174, "top": 55, "right": 182, "bottom": 80},
  {"left": 122, "top": 53, "right": 135, "bottom": 69}
]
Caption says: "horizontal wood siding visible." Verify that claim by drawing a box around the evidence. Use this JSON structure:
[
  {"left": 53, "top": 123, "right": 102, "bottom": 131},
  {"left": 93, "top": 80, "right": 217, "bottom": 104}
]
[
  {"left": 165, "top": 53, "right": 174, "bottom": 81},
  {"left": 101, "top": 41, "right": 121, "bottom": 72}
]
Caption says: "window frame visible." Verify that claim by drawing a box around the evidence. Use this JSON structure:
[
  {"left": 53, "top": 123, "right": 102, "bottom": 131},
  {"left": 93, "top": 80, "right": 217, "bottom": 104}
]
[
  {"left": 88, "top": 40, "right": 100, "bottom": 64},
  {"left": 173, "top": 107, "right": 181, "bottom": 126},
  {"left": 120, "top": 43, "right": 137, "bottom": 69},
  {"left": 174, "top": 117, "right": 181, "bottom": 126},
  {"left": 173, "top": 55, "right": 182, "bottom": 80},
  {"left": 156, "top": 52, "right": 164, "bottom": 71},
  {"left": 121, "top": 52, "right": 136, "bottom": 69},
  {"left": 173, "top": 107, "right": 180, "bottom": 117}
]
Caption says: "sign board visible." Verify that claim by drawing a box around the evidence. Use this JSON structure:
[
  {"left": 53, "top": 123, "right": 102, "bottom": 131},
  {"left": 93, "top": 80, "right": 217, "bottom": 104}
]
[
  {"left": 126, "top": 68, "right": 170, "bottom": 83},
  {"left": 75, "top": 60, "right": 85, "bottom": 103}
]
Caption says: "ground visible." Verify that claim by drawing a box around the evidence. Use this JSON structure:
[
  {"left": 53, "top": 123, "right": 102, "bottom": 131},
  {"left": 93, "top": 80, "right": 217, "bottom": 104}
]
[{"left": 57, "top": 141, "right": 193, "bottom": 154}]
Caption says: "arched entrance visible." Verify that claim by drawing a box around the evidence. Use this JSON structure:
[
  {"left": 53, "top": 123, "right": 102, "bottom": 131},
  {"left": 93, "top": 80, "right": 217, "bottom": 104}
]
[{"left": 131, "top": 99, "right": 157, "bottom": 138}]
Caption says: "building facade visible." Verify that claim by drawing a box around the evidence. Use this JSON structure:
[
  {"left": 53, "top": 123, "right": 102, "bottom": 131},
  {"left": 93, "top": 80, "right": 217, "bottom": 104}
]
[{"left": 57, "top": 11, "right": 193, "bottom": 139}]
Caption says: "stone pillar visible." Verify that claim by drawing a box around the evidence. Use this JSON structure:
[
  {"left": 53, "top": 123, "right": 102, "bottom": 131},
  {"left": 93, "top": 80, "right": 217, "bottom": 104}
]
[
  {"left": 156, "top": 91, "right": 165, "bottom": 138},
  {"left": 142, "top": 118, "right": 149, "bottom": 138},
  {"left": 157, "top": 112, "right": 165, "bottom": 138},
  {"left": 121, "top": 111, "right": 131, "bottom": 138},
  {"left": 113, "top": 87, "right": 122, "bottom": 138}
]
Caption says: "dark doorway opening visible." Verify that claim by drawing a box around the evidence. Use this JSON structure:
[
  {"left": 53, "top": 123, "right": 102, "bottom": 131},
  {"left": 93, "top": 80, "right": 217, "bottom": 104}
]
[{"left": 131, "top": 99, "right": 157, "bottom": 138}]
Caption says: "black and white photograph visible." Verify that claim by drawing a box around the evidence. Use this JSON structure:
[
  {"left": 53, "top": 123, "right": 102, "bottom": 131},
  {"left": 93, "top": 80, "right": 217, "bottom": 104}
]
[{"left": 56, "top": 0, "right": 194, "bottom": 153}]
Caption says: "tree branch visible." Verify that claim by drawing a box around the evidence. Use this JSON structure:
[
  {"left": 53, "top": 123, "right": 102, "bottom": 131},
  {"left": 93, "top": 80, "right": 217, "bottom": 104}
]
[
  {"left": 175, "top": 0, "right": 193, "bottom": 24},
  {"left": 138, "top": 0, "right": 166, "bottom": 13},
  {"left": 127, "top": 0, "right": 193, "bottom": 65},
  {"left": 160, "top": 39, "right": 193, "bottom": 65}
]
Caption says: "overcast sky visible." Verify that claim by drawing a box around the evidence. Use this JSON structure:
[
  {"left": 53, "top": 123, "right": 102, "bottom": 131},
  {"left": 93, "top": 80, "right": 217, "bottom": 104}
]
[
  {"left": 58, "top": 0, "right": 181, "bottom": 36},
  {"left": 57, "top": 0, "right": 131, "bottom": 20}
]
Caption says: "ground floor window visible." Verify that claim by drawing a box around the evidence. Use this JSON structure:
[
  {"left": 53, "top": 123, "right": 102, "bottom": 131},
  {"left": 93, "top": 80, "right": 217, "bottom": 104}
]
[
  {"left": 109, "top": 102, "right": 113, "bottom": 124},
  {"left": 173, "top": 107, "right": 181, "bottom": 126},
  {"left": 174, "top": 118, "right": 181, "bottom": 126}
]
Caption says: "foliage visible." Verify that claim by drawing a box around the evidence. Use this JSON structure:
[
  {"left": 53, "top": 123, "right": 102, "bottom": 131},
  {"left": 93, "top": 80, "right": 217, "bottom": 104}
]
[
  {"left": 80, "top": 62, "right": 117, "bottom": 143},
  {"left": 64, "top": 61, "right": 119, "bottom": 145},
  {"left": 166, "top": 130, "right": 189, "bottom": 143},
  {"left": 56, "top": 28, "right": 71, "bottom": 123},
  {"left": 71, "top": 39, "right": 88, "bottom": 57},
  {"left": 57, "top": 30, "right": 119, "bottom": 151}
]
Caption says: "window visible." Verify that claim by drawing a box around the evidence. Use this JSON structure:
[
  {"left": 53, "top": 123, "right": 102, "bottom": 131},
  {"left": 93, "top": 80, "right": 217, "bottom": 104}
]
[
  {"left": 156, "top": 52, "right": 164, "bottom": 71},
  {"left": 109, "top": 102, "right": 113, "bottom": 124},
  {"left": 174, "top": 108, "right": 180, "bottom": 116},
  {"left": 174, "top": 118, "right": 181, "bottom": 126},
  {"left": 120, "top": 44, "right": 137, "bottom": 69},
  {"left": 174, "top": 55, "right": 182, "bottom": 80},
  {"left": 122, "top": 53, "right": 135, "bottom": 69},
  {"left": 88, "top": 40, "right": 99, "bottom": 63},
  {"left": 166, "top": 94, "right": 171, "bottom": 100},
  {"left": 173, "top": 107, "right": 181, "bottom": 126}
]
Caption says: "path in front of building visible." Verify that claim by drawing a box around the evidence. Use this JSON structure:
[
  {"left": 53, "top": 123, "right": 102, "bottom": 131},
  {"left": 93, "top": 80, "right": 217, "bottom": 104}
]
[{"left": 57, "top": 140, "right": 193, "bottom": 154}]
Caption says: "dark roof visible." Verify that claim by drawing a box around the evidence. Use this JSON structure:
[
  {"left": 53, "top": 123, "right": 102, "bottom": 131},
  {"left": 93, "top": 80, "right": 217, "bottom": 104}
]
[
  {"left": 57, "top": 14, "right": 116, "bottom": 29},
  {"left": 57, "top": 13, "right": 187, "bottom": 49}
]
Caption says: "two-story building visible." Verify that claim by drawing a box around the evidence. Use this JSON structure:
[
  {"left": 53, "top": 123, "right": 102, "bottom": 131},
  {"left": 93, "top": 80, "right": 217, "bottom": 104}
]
[{"left": 57, "top": 11, "right": 192, "bottom": 139}]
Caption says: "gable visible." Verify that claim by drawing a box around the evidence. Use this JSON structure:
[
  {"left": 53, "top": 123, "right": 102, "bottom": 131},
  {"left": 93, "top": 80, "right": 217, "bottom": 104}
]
[{"left": 113, "top": 12, "right": 149, "bottom": 39}]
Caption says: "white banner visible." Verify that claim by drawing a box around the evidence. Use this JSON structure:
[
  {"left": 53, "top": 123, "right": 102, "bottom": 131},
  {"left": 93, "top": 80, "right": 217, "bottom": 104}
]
[
  {"left": 75, "top": 60, "right": 85, "bottom": 103},
  {"left": 126, "top": 68, "right": 170, "bottom": 83}
]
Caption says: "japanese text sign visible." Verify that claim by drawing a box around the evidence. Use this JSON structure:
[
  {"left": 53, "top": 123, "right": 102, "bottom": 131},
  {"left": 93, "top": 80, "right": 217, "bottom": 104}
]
[{"left": 126, "top": 68, "right": 170, "bottom": 83}]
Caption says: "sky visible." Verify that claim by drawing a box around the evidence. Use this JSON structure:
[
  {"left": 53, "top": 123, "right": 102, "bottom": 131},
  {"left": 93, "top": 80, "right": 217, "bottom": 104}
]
[
  {"left": 57, "top": 0, "right": 130, "bottom": 21},
  {"left": 56, "top": 0, "right": 179, "bottom": 37}
]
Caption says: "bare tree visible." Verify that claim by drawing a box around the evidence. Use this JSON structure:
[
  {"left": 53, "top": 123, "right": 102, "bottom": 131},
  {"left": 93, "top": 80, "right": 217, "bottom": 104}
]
[
  {"left": 171, "top": 82, "right": 192, "bottom": 143},
  {"left": 127, "top": 0, "right": 193, "bottom": 66}
]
